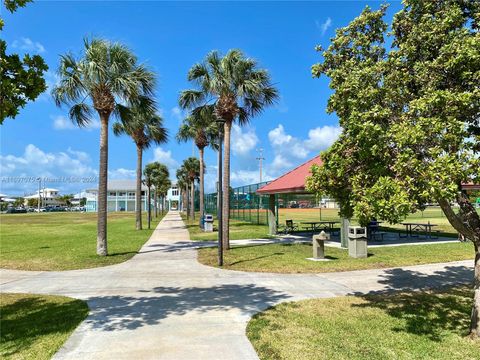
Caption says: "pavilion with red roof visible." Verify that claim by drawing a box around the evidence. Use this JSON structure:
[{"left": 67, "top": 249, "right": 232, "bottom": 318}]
[
  {"left": 256, "top": 155, "right": 323, "bottom": 233},
  {"left": 256, "top": 154, "right": 478, "bottom": 235}
]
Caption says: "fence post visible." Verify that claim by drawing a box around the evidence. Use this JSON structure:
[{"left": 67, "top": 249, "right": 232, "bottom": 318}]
[{"left": 268, "top": 194, "right": 277, "bottom": 235}]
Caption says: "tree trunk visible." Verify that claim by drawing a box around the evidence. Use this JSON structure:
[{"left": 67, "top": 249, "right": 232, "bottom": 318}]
[
  {"left": 154, "top": 189, "right": 158, "bottom": 218},
  {"left": 438, "top": 193, "right": 480, "bottom": 338},
  {"left": 222, "top": 120, "right": 232, "bottom": 250},
  {"left": 190, "top": 181, "right": 195, "bottom": 220},
  {"left": 147, "top": 186, "right": 151, "bottom": 230},
  {"left": 186, "top": 184, "right": 190, "bottom": 219},
  {"left": 96, "top": 112, "right": 109, "bottom": 256},
  {"left": 199, "top": 147, "right": 205, "bottom": 227},
  {"left": 135, "top": 145, "right": 142, "bottom": 231}
]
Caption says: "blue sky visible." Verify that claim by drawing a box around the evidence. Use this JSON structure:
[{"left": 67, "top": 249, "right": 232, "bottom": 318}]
[{"left": 1, "top": 0, "right": 401, "bottom": 196}]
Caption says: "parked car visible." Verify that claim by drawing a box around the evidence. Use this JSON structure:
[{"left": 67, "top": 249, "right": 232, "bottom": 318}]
[{"left": 6, "top": 207, "right": 27, "bottom": 214}]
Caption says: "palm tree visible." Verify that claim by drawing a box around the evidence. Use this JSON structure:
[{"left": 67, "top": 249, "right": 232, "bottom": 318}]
[
  {"left": 52, "top": 38, "right": 156, "bottom": 256},
  {"left": 146, "top": 162, "right": 170, "bottom": 216},
  {"left": 176, "top": 166, "right": 189, "bottom": 218},
  {"left": 182, "top": 157, "right": 201, "bottom": 220},
  {"left": 179, "top": 50, "right": 278, "bottom": 249},
  {"left": 176, "top": 105, "right": 218, "bottom": 226},
  {"left": 113, "top": 106, "right": 168, "bottom": 230}
]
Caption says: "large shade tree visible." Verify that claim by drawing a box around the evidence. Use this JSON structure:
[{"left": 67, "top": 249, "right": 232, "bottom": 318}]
[
  {"left": 179, "top": 50, "right": 278, "bottom": 248},
  {"left": 176, "top": 105, "right": 218, "bottom": 225},
  {"left": 113, "top": 105, "right": 168, "bottom": 230},
  {"left": 307, "top": 1, "right": 480, "bottom": 337},
  {"left": 52, "top": 38, "right": 156, "bottom": 255}
]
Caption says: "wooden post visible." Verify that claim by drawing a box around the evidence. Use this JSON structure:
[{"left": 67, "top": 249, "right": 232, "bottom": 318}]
[{"left": 268, "top": 194, "right": 277, "bottom": 235}]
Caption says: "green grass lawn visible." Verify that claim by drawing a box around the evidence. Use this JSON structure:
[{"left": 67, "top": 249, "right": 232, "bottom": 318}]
[
  {"left": 198, "top": 242, "right": 474, "bottom": 273},
  {"left": 0, "top": 293, "right": 89, "bottom": 360},
  {"left": 181, "top": 212, "right": 272, "bottom": 241},
  {"left": 0, "top": 212, "right": 162, "bottom": 271},
  {"left": 247, "top": 286, "right": 479, "bottom": 360}
]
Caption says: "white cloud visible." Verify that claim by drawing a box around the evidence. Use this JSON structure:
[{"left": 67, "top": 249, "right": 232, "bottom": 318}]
[
  {"left": 12, "top": 37, "right": 46, "bottom": 53},
  {"left": 268, "top": 124, "right": 309, "bottom": 159},
  {"left": 304, "top": 125, "right": 342, "bottom": 151},
  {"left": 52, "top": 115, "right": 76, "bottom": 130},
  {"left": 231, "top": 125, "right": 259, "bottom": 156},
  {"left": 171, "top": 106, "right": 184, "bottom": 121},
  {"left": 52, "top": 115, "right": 100, "bottom": 131},
  {"left": 316, "top": 17, "right": 332, "bottom": 36},
  {"left": 265, "top": 123, "right": 341, "bottom": 177},
  {"left": 151, "top": 147, "right": 179, "bottom": 168},
  {"left": 108, "top": 168, "right": 136, "bottom": 179}
]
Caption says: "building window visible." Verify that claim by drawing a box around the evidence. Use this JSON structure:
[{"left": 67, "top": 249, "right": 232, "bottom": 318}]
[
  {"left": 128, "top": 192, "right": 135, "bottom": 197},
  {"left": 172, "top": 190, "right": 178, "bottom": 196},
  {"left": 109, "top": 192, "right": 116, "bottom": 196},
  {"left": 141, "top": 191, "right": 145, "bottom": 196},
  {"left": 118, "top": 192, "right": 126, "bottom": 196}
]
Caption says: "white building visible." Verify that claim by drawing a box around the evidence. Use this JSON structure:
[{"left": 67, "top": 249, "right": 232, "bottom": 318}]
[
  {"left": 85, "top": 180, "right": 149, "bottom": 212},
  {"left": 24, "top": 188, "right": 62, "bottom": 206},
  {"left": 166, "top": 183, "right": 180, "bottom": 210}
]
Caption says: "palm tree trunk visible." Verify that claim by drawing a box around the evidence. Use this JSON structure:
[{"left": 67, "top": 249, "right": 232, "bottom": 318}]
[
  {"left": 222, "top": 120, "right": 232, "bottom": 250},
  {"left": 190, "top": 181, "right": 195, "bottom": 220},
  {"left": 186, "top": 184, "right": 190, "bottom": 219},
  {"left": 154, "top": 189, "right": 158, "bottom": 218},
  {"left": 199, "top": 147, "right": 205, "bottom": 227},
  {"left": 135, "top": 145, "right": 143, "bottom": 230},
  {"left": 147, "top": 186, "right": 151, "bottom": 229},
  {"left": 97, "top": 112, "right": 109, "bottom": 256}
]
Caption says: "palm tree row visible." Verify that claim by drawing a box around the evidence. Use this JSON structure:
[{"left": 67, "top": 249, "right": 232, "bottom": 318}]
[
  {"left": 178, "top": 50, "right": 278, "bottom": 250},
  {"left": 144, "top": 162, "right": 170, "bottom": 229}
]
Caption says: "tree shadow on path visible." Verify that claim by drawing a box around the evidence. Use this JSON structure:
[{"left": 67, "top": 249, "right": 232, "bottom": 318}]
[{"left": 84, "top": 284, "right": 290, "bottom": 332}]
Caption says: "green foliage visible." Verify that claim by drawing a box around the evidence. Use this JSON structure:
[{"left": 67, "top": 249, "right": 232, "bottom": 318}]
[
  {"left": 26, "top": 198, "right": 38, "bottom": 207},
  {"left": 52, "top": 38, "right": 156, "bottom": 126},
  {"left": 13, "top": 197, "right": 24, "bottom": 207},
  {"left": 0, "top": 0, "right": 48, "bottom": 124},
  {"left": 144, "top": 162, "right": 170, "bottom": 195},
  {"left": 179, "top": 49, "right": 278, "bottom": 124},
  {"left": 308, "top": 1, "right": 480, "bottom": 226}
]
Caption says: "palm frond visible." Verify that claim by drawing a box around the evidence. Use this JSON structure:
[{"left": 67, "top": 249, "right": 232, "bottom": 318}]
[{"left": 69, "top": 103, "right": 93, "bottom": 127}]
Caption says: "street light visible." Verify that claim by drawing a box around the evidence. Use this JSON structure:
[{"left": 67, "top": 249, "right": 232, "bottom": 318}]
[{"left": 216, "top": 117, "right": 226, "bottom": 267}]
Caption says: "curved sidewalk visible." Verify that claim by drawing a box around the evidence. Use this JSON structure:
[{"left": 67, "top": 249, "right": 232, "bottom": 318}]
[{"left": 0, "top": 211, "right": 473, "bottom": 360}]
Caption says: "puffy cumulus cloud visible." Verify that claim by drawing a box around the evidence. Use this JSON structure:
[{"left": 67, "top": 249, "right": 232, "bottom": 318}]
[
  {"left": 230, "top": 169, "right": 273, "bottom": 188},
  {"left": 268, "top": 124, "right": 309, "bottom": 159},
  {"left": 231, "top": 125, "right": 259, "bottom": 156},
  {"left": 151, "top": 147, "right": 179, "bottom": 169},
  {"left": 12, "top": 37, "right": 46, "bottom": 53},
  {"left": 0, "top": 144, "right": 98, "bottom": 194},
  {"left": 265, "top": 123, "right": 341, "bottom": 177},
  {"left": 304, "top": 125, "right": 342, "bottom": 151},
  {"left": 52, "top": 115, "right": 100, "bottom": 131}
]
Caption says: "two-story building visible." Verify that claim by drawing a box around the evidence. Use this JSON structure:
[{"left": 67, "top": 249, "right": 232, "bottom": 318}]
[
  {"left": 24, "top": 188, "right": 62, "bottom": 206},
  {"left": 85, "top": 180, "right": 149, "bottom": 212}
]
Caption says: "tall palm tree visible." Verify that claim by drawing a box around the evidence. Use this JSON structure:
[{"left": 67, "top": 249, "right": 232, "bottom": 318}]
[
  {"left": 52, "top": 38, "right": 156, "bottom": 256},
  {"left": 113, "top": 106, "right": 168, "bottom": 230},
  {"left": 179, "top": 50, "right": 278, "bottom": 249},
  {"left": 176, "top": 105, "right": 218, "bottom": 225}
]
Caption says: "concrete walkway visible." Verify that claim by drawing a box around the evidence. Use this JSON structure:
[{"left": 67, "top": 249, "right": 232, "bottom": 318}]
[{"left": 0, "top": 211, "right": 474, "bottom": 360}]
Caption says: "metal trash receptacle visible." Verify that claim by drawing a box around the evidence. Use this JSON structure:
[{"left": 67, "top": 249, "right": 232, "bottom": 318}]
[
  {"left": 348, "top": 226, "right": 368, "bottom": 258},
  {"left": 204, "top": 214, "right": 214, "bottom": 232}
]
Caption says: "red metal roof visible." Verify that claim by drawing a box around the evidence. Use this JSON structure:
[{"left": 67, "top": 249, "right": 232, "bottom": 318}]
[{"left": 257, "top": 155, "right": 323, "bottom": 194}]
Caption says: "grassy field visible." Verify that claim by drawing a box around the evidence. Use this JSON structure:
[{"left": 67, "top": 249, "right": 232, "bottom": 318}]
[
  {"left": 247, "top": 286, "right": 479, "bottom": 360},
  {"left": 197, "top": 242, "right": 474, "bottom": 273},
  {"left": 0, "top": 212, "right": 162, "bottom": 271},
  {"left": 0, "top": 293, "right": 89, "bottom": 360},
  {"left": 181, "top": 213, "right": 272, "bottom": 241}
]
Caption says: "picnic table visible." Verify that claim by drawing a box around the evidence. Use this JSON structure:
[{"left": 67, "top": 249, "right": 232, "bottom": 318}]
[
  {"left": 400, "top": 222, "right": 438, "bottom": 239},
  {"left": 300, "top": 221, "right": 339, "bottom": 232}
]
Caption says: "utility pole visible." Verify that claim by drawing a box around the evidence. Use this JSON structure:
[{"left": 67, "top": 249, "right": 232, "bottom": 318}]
[
  {"left": 37, "top": 177, "right": 41, "bottom": 212},
  {"left": 256, "top": 148, "right": 265, "bottom": 183}
]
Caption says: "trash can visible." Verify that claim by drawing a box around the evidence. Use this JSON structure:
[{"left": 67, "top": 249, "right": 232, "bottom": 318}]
[
  {"left": 348, "top": 226, "right": 368, "bottom": 258},
  {"left": 312, "top": 231, "right": 330, "bottom": 259},
  {"left": 204, "top": 214, "right": 214, "bottom": 232}
]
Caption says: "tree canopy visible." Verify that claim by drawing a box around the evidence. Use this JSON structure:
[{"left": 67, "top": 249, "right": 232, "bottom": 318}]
[{"left": 0, "top": 0, "right": 48, "bottom": 124}]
